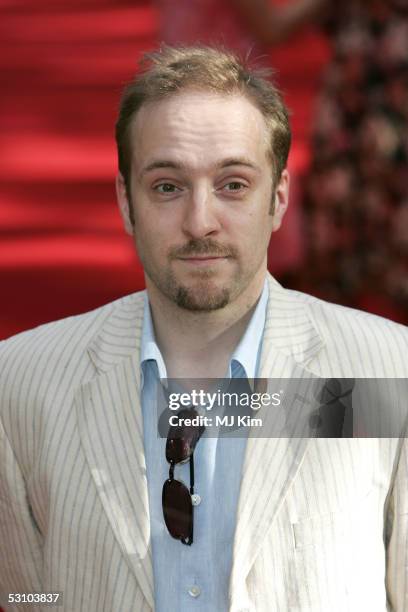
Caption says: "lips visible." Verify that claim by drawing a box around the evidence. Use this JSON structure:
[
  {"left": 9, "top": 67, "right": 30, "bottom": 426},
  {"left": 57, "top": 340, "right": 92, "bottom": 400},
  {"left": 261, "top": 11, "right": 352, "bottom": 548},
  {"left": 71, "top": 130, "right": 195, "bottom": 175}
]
[
  {"left": 177, "top": 256, "right": 230, "bottom": 265},
  {"left": 179, "top": 256, "right": 227, "bottom": 260}
]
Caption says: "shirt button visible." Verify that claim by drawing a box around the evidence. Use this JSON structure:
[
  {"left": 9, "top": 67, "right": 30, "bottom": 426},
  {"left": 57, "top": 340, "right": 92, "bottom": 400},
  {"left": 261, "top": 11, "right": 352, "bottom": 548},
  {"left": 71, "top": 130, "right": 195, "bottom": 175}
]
[
  {"left": 188, "top": 585, "right": 201, "bottom": 598},
  {"left": 191, "top": 494, "right": 201, "bottom": 506}
]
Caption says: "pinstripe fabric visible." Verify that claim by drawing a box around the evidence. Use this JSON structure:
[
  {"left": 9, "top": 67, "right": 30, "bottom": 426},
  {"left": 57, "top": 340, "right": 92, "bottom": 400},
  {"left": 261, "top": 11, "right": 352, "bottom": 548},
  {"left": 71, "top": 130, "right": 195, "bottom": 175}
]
[{"left": 0, "top": 274, "right": 407, "bottom": 611}]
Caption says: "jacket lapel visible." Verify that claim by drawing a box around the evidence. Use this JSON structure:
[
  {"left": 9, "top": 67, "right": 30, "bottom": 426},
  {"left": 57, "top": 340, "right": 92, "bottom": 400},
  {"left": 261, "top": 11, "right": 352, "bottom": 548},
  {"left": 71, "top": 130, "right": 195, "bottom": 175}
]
[
  {"left": 229, "top": 275, "right": 325, "bottom": 609},
  {"left": 75, "top": 292, "right": 155, "bottom": 609}
]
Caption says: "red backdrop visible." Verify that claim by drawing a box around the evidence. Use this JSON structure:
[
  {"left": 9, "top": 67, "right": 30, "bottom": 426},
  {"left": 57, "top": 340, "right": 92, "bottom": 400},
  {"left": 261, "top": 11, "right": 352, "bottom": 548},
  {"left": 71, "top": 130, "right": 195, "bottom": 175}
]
[{"left": 0, "top": 0, "right": 332, "bottom": 341}]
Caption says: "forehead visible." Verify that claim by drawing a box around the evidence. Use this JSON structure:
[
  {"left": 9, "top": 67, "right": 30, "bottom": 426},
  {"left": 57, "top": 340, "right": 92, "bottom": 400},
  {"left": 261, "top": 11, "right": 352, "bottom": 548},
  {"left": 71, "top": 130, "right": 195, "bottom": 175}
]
[{"left": 130, "top": 90, "right": 270, "bottom": 173}]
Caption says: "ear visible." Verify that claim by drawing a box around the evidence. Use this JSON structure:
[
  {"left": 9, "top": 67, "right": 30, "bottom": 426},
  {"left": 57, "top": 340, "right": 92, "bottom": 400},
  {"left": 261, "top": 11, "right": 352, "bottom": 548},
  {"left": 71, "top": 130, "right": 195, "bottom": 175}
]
[
  {"left": 116, "top": 173, "right": 134, "bottom": 236},
  {"left": 271, "top": 169, "right": 290, "bottom": 232}
]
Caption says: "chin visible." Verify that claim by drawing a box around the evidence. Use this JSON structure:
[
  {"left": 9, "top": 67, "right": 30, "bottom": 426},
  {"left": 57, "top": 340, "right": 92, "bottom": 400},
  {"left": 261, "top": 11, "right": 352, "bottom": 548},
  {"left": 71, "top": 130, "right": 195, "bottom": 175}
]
[{"left": 173, "top": 285, "right": 231, "bottom": 312}]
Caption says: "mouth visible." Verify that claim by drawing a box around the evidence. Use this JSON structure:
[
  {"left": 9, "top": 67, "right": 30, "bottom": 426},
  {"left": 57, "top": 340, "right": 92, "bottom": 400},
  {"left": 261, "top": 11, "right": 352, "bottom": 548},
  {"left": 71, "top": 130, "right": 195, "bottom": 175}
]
[
  {"left": 178, "top": 255, "right": 229, "bottom": 262},
  {"left": 177, "top": 256, "right": 230, "bottom": 265}
]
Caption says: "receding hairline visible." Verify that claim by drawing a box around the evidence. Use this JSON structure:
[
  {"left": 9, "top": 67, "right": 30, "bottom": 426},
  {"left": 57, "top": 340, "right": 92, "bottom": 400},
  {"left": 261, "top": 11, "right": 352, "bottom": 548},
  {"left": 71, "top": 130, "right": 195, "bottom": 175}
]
[{"left": 127, "top": 88, "right": 277, "bottom": 174}]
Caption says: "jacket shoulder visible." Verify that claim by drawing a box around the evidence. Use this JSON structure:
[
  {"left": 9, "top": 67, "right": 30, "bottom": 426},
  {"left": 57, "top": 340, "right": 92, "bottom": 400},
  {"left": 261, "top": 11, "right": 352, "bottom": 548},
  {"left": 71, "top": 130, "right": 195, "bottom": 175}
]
[
  {"left": 1, "top": 291, "right": 144, "bottom": 352},
  {"left": 290, "top": 289, "right": 408, "bottom": 377},
  {"left": 0, "top": 291, "right": 145, "bottom": 402}
]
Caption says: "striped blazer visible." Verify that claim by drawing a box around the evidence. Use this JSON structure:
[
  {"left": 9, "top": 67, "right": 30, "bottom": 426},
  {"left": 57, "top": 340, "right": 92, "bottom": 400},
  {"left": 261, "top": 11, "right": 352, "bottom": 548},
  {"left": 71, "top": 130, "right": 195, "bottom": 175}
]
[{"left": 1, "top": 274, "right": 408, "bottom": 611}]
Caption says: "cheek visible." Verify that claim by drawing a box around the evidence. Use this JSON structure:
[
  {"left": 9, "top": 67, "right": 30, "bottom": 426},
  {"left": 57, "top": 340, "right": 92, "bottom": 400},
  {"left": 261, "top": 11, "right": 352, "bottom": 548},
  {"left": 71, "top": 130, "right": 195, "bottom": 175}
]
[
  {"left": 134, "top": 202, "right": 181, "bottom": 239},
  {"left": 243, "top": 216, "right": 274, "bottom": 262},
  {"left": 136, "top": 221, "right": 174, "bottom": 260},
  {"left": 237, "top": 206, "right": 273, "bottom": 243}
]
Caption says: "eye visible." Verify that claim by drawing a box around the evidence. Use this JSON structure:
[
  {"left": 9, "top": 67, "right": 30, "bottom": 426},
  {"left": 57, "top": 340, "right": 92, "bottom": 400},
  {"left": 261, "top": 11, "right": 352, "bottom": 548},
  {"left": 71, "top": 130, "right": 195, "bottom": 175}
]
[
  {"left": 225, "top": 181, "right": 245, "bottom": 191},
  {"left": 154, "top": 182, "right": 180, "bottom": 194},
  {"left": 219, "top": 181, "right": 249, "bottom": 195}
]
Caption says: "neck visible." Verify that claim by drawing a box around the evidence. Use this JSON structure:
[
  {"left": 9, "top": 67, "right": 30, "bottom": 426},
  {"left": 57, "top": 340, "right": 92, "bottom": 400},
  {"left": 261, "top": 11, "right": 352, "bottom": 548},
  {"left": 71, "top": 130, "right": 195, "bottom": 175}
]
[{"left": 146, "top": 273, "right": 266, "bottom": 378}]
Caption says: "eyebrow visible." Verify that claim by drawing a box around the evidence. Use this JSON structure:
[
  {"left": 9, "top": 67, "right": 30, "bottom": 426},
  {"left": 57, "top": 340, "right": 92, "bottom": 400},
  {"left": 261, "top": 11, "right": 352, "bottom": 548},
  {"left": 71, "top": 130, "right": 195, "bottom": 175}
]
[{"left": 138, "top": 157, "right": 261, "bottom": 179}]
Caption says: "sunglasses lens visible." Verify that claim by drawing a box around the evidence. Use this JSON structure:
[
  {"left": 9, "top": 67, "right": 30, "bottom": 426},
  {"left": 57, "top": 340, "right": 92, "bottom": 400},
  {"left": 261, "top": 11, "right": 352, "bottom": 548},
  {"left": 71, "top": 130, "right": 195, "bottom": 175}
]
[
  {"left": 166, "top": 437, "right": 191, "bottom": 463},
  {"left": 162, "top": 479, "right": 193, "bottom": 540},
  {"left": 165, "top": 408, "right": 204, "bottom": 463}
]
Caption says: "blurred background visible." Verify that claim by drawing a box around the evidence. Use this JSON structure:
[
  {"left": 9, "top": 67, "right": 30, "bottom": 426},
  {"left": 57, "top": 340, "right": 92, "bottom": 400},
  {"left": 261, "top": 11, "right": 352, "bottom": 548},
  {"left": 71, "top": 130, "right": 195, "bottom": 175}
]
[{"left": 1, "top": 0, "right": 407, "bottom": 342}]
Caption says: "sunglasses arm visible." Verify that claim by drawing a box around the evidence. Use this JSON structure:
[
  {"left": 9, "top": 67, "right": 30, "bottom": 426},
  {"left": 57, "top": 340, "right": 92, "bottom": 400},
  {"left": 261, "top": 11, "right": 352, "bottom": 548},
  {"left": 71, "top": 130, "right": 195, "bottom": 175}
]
[{"left": 181, "top": 453, "right": 195, "bottom": 546}]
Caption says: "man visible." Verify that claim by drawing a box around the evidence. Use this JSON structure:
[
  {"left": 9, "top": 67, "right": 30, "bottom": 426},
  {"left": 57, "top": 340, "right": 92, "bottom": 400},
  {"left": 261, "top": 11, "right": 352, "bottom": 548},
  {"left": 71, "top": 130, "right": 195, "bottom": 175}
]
[{"left": 0, "top": 46, "right": 407, "bottom": 612}]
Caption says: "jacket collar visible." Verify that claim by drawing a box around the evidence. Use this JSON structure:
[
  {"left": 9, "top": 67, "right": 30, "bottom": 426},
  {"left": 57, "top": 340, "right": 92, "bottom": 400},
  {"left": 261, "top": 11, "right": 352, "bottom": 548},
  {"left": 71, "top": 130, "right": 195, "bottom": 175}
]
[
  {"left": 86, "top": 274, "right": 324, "bottom": 378},
  {"left": 260, "top": 274, "right": 325, "bottom": 373},
  {"left": 87, "top": 291, "right": 145, "bottom": 380}
]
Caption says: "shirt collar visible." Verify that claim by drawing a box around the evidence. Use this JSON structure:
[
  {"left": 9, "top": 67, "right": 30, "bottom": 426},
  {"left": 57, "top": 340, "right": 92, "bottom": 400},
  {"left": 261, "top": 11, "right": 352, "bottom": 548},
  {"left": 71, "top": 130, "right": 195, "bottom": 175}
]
[
  {"left": 140, "top": 279, "right": 269, "bottom": 385},
  {"left": 140, "top": 295, "right": 168, "bottom": 382},
  {"left": 229, "top": 279, "right": 268, "bottom": 380}
]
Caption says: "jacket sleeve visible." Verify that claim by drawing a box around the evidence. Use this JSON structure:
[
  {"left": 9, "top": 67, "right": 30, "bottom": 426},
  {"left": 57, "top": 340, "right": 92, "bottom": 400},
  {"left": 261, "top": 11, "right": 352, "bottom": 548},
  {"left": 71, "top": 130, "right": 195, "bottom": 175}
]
[
  {"left": 0, "top": 415, "right": 44, "bottom": 612},
  {"left": 385, "top": 437, "right": 408, "bottom": 611}
]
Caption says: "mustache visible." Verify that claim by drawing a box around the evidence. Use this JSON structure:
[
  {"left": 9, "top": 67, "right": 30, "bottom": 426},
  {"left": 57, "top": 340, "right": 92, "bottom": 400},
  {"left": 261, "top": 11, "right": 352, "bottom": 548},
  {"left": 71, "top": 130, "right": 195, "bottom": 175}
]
[{"left": 169, "top": 239, "right": 238, "bottom": 259}]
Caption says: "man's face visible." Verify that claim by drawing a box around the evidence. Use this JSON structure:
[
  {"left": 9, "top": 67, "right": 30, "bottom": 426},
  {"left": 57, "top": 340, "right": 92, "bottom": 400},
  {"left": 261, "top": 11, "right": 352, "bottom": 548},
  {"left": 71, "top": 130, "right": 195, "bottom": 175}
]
[{"left": 117, "top": 90, "right": 289, "bottom": 311}]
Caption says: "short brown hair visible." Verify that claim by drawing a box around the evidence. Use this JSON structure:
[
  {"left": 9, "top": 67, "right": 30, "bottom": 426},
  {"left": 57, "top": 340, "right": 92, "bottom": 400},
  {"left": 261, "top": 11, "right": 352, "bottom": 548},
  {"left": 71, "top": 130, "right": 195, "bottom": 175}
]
[{"left": 115, "top": 45, "right": 291, "bottom": 200}]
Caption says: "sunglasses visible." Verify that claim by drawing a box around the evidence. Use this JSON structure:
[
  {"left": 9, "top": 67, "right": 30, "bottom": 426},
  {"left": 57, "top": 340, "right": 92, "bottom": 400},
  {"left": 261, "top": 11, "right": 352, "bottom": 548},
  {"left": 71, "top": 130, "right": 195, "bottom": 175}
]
[{"left": 162, "top": 407, "right": 205, "bottom": 545}]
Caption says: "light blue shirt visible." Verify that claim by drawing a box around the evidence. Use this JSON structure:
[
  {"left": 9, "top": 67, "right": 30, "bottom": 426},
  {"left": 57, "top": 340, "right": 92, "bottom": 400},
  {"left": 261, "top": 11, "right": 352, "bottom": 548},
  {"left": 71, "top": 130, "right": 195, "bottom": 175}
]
[{"left": 141, "top": 280, "right": 268, "bottom": 612}]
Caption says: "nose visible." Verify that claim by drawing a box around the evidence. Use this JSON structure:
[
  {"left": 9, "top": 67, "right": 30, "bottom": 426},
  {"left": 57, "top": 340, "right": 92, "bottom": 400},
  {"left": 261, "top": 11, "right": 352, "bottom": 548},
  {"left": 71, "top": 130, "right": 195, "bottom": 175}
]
[{"left": 181, "top": 184, "right": 221, "bottom": 239}]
